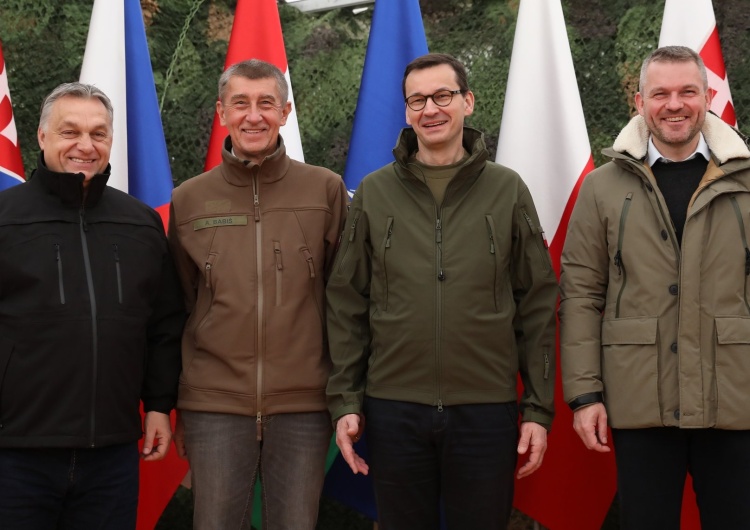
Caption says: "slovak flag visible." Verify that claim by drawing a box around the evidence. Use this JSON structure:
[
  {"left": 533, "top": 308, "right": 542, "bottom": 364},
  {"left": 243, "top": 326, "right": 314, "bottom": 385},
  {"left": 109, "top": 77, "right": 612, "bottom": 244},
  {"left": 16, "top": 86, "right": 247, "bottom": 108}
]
[
  {"left": 496, "top": 1, "right": 614, "bottom": 529},
  {"left": 659, "top": 0, "right": 736, "bottom": 126},
  {"left": 204, "top": 0, "right": 304, "bottom": 170},
  {"left": 80, "top": 2, "right": 184, "bottom": 529},
  {"left": 80, "top": 0, "right": 173, "bottom": 228},
  {"left": 0, "top": 41, "right": 25, "bottom": 190}
]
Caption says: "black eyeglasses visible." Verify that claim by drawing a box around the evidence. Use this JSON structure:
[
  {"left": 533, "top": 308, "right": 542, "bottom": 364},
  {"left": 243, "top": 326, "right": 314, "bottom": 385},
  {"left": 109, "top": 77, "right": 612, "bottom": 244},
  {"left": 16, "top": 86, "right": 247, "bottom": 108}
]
[{"left": 405, "top": 89, "right": 463, "bottom": 111}]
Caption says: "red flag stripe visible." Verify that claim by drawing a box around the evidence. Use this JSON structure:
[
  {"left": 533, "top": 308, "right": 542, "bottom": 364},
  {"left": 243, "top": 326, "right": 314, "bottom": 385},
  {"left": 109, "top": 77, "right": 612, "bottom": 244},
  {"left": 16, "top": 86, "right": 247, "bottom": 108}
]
[{"left": 699, "top": 26, "right": 726, "bottom": 78}]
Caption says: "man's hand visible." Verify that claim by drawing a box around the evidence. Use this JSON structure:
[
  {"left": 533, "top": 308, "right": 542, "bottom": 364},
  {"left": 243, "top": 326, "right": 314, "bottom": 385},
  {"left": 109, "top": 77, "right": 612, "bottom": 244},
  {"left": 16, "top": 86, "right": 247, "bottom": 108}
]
[
  {"left": 516, "top": 421, "right": 548, "bottom": 479},
  {"left": 142, "top": 411, "right": 172, "bottom": 461},
  {"left": 335, "top": 414, "right": 369, "bottom": 475},
  {"left": 573, "top": 403, "right": 610, "bottom": 453},
  {"left": 173, "top": 410, "right": 187, "bottom": 459}
]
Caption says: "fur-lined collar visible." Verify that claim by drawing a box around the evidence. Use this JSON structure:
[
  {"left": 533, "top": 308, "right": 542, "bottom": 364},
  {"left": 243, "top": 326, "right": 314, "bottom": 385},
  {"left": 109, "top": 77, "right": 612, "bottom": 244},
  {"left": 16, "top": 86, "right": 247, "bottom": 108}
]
[{"left": 612, "top": 112, "right": 750, "bottom": 165}]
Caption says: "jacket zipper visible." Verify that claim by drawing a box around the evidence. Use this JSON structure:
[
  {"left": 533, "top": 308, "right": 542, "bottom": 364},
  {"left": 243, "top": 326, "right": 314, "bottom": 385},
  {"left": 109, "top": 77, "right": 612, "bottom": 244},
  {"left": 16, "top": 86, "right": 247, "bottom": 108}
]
[
  {"left": 112, "top": 244, "right": 123, "bottom": 304},
  {"left": 485, "top": 215, "right": 498, "bottom": 311},
  {"left": 253, "top": 174, "right": 264, "bottom": 441},
  {"left": 614, "top": 193, "right": 633, "bottom": 318},
  {"left": 730, "top": 197, "right": 750, "bottom": 314},
  {"left": 80, "top": 208, "right": 98, "bottom": 447},
  {"left": 55, "top": 244, "right": 66, "bottom": 304},
  {"left": 337, "top": 211, "right": 361, "bottom": 274},
  {"left": 522, "top": 209, "right": 551, "bottom": 272},
  {"left": 274, "top": 241, "right": 282, "bottom": 306},
  {"left": 383, "top": 217, "right": 393, "bottom": 310},
  {"left": 435, "top": 208, "right": 444, "bottom": 412},
  {"left": 301, "top": 248, "right": 323, "bottom": 326}
]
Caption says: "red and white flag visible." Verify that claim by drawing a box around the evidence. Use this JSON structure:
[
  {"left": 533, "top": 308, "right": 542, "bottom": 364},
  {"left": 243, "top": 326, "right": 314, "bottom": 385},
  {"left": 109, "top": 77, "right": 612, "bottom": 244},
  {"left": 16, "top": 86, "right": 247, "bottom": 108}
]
[
  {"left": 496, "top": 1, "right": 616, "bottom": 528},
  {"left": 660, "top": 0, "right": 736, "bottom": 126},
  {"left": 204, "top": 0, "right": 303, "bottom": 171},
  {"left": 0, "top": 41, "right": 25, "bottom": 190}
]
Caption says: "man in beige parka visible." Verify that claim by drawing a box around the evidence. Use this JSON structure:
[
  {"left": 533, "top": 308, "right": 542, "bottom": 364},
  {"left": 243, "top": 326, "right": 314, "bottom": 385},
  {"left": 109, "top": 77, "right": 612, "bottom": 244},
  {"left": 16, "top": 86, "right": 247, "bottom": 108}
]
[{"left": 560, "top": 46, "right": 750, "bottom": 529}]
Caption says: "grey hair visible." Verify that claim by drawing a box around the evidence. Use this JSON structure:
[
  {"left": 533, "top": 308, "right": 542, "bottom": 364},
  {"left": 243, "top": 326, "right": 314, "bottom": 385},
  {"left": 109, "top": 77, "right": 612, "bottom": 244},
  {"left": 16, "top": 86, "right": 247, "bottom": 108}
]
[
  {"left": 39, "top": 82, "right": 114, "bottom": 131},
  {"left": 639, "top": 45, "right": 709, "bottom": 92},
  {"left": 218, "top": 59, "right": 289, "bottom": 104}
]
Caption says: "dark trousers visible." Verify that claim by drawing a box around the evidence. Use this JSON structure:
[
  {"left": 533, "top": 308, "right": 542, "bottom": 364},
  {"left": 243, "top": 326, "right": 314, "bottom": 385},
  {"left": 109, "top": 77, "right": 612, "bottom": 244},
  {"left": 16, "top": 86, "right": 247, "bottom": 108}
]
[
  {"left": 612, "top": 427, "right": 750, "bottom": 530},
  {"left": 0, "top": 442, "right": 139, "bottom": 530},
  {"left": 364, "top": 397, "right": 518, "bottom": 530}
]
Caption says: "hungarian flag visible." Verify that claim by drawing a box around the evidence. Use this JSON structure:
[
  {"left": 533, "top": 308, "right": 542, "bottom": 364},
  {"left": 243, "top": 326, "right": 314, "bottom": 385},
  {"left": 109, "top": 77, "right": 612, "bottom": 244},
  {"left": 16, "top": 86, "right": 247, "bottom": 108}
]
[
  {"left": 80, "top": 2, "right": 184, "bottom": 529},
  {"left": 79, "top": 0, "right": 173, "bottom": 229},
  {"left": 660, "top": 2, "right": 731, "bottom": 527},
  {"left": 204, "top": 0, "right": 304, "bottom": 170},
  {"left": 323, "top": 0, "right": 428, "bottom": 520},
  {"left": 0, "top": 41, "right": 24, "bottom": 190},
  {"left": 496, "top": 1, "right": 615, "bottom": 528},
  {"left": 660, "top": 0, "right": 736, "bottom": 127}
]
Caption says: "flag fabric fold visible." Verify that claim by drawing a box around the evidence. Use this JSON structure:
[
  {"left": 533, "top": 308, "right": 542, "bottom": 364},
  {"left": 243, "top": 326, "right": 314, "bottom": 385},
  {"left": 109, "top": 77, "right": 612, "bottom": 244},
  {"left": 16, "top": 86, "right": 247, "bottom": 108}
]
[
  {"left": 496, "top": 1, "right": 614, "bottom": 528},
  {"left": 341, "top": 0, "right": 429, "bottom": 194},
  {"left": 0, "top": 41, "right": 25, "bottom": 190},
  {"left": 323, "top": 0, "right": 428, "bottom": 519},
  {"left": 659, "top": 0, "right": 736, "bottom": 127},
  {"left": 80, "top": 2, "right": 183, "bottom": 528},
  {"left": 204, "top": 0, "right": 304, "bottom": 171},
  {"left": 659, "top": 3, "right": 729, "bottom": 527}
]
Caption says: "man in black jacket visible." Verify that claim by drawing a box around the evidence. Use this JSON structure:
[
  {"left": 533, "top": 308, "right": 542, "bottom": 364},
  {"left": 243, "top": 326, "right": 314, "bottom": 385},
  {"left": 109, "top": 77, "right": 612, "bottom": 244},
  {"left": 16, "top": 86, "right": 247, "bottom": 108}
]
[{"left": 0, "top": 83, "right": 185, "bottom": 529}]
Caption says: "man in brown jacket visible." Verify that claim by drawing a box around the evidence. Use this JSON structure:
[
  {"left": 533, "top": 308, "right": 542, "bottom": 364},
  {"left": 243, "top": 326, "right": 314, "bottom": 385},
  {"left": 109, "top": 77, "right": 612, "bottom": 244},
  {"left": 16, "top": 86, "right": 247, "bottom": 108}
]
[
  {"left": 561, "top": 46, "right": 750, "bottom": 529},
  {"left": 168, "top": 59, "right": 348, "bottom": 530}
]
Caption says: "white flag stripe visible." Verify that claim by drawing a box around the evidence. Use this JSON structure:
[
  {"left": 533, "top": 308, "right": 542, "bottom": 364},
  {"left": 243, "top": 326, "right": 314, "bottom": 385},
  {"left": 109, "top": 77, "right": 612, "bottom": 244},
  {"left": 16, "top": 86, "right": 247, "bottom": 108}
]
[
  {"left": 496, "top": 0, "right": 591, "bottom": 242},
  {"left": 80, "top": 0, "right": 129, "bottom": 192},
  {"left": 659, "top": 0, "right": 715, "bottom": 51},
  {"left": 283, "top": 69, "right": 305, "bottom": 162}
]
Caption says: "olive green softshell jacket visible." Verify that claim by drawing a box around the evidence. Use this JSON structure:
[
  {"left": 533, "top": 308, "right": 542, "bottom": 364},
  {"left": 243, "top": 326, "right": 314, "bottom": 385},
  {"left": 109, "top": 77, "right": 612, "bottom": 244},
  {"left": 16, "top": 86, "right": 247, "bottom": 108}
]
[
  {"left": 561, "top": 113, "right": 750, "bottom": 429},
  {"left": 326, "top": 128, "right": 558, "bottom": 428}
]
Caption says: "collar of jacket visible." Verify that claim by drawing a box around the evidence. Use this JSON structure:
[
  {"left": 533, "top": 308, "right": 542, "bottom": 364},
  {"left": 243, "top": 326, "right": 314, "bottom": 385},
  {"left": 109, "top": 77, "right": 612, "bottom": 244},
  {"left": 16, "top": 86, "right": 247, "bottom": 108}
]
[
  {"left": 392, "top": 126, "right": 490, "bottom": 183},
  {"left": 30, "top": 151, "right": 111, "bottom": 208},
  {"left": 219, "top": 135, "right": 291, "bottom": 187},
  {"left": 607, "top": 112, "right": 750, "bottom": 165}
]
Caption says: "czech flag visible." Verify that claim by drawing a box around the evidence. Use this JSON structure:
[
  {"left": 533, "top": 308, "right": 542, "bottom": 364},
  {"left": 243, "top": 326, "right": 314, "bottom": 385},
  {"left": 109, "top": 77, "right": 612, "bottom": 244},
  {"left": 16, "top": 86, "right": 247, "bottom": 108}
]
[
  {"left": 80, "top": 0, "right": 173, "bottom": 229},
  {"left": 0, "top": 40, "right": 24, "bottom": 191}
]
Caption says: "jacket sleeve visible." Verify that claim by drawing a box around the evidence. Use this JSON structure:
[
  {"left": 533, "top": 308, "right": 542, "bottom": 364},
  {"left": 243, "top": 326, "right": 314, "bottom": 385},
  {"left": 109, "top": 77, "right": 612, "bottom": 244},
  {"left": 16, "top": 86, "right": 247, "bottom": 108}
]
[
  {"left": 559, "top": 174, "right": 608, "bottom": 407},
  {"left": 324, "top": 175, "right": 351, "bottom": 282},
  {"left": 141, "top": 223, "right": 186, "bottom": 414},
  {"left": 512, "top": 184, "right": 559, "bottom": 429},
  {"left": 325, "top": 187, "right": 372, "bottom": 422},
  {"left": 168, "top": 199, "right": 199, "bottom": 313}
]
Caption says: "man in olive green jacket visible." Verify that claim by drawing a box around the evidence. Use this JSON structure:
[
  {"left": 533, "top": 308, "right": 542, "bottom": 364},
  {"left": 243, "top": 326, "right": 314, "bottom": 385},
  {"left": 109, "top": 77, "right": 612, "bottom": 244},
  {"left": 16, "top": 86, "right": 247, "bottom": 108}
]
[
  {"left": 561, "top": 46, "right": 750, "bottom": 529},
  {"left": 326, "top": 53, "right": 557, "bottom": 530}
]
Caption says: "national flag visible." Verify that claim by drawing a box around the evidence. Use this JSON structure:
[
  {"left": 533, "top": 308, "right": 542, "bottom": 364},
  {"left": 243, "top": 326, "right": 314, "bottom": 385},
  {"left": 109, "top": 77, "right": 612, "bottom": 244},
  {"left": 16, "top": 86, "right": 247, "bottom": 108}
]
[
  {"left": 660, "top": 0, "right": 736, "bottom": 126},
  {"left": 659, "top": 3, "right": 731, "bottom": 527},
  {"left": 0, "top": 41, "right": 25, "bottom": 190},
  {"left": 80, "top": 2, "right": 184, "bottom": 529},
  {"left": 204, "top": 0, "right": 304, "bottom": 170},
  {"left": 322, "top": 0, "right": 428, "bottom": 520},
  {"left": 80, "top": 0, "right": 173, "bottom": 229},
  {"left": 496, "top": 1, "right": 615, "bottom": 528},
  {"left": 342, "top": 0, "right": 428, "bottom": 194}
]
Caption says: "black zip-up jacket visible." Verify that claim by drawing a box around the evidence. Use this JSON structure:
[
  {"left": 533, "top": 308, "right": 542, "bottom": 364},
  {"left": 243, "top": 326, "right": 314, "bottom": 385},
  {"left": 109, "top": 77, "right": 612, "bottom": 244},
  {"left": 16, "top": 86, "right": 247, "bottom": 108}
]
[{"left": 0, "top": 155, "right": 185, "bottom": 448}]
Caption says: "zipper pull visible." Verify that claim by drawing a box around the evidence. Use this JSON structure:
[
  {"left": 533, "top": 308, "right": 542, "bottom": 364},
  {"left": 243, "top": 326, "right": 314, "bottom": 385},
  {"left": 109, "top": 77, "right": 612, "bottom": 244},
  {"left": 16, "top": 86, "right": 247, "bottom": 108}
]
[
  {"left": 614, "top": 250, "right": 623, "bottom": 276},
  {"left": 256, "top": 412, "right": 262, "bottom": 441},
  {"left": 437, "top": 400, "right": 444, "bottom": 413}
]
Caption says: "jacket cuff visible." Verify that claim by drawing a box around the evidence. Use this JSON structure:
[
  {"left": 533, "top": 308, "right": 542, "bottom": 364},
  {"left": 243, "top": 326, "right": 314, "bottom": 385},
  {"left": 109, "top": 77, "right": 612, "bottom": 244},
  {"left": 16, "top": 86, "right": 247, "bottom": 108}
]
[{"left": 568, "top": 392, "right": 603, "bottom": 412}]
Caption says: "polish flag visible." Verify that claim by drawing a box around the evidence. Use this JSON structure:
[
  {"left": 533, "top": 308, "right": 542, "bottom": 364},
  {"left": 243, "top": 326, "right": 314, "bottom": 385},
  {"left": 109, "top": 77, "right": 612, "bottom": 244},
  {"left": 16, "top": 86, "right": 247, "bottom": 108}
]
[
  {"left": 660, "top": 0, "right": 736, "bottom": 127},
  {"left": 660, "top": 3, "right": 731, "bottom": 527},
  {"left": 80, "top": 2, "right": 185, "bottom": 529},
  {"left": 496, "top": 1, "right": 616, "bottom": 528},
  {"left": 80, "top": 0, "right": 174, "bottom": 229},
  {"left": 0, "top": 41, "right": 25, "bottom": 190},
  {"left": 204, "top": 0, "right": 304, "bottom": 171}
]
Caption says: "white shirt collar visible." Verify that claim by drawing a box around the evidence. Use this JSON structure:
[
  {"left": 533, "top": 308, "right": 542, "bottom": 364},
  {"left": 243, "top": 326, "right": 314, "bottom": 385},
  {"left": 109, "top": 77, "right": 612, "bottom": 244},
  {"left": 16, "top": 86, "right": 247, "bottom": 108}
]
[{"left": 647, "top": 133, "right": 710, "bottom": 166}]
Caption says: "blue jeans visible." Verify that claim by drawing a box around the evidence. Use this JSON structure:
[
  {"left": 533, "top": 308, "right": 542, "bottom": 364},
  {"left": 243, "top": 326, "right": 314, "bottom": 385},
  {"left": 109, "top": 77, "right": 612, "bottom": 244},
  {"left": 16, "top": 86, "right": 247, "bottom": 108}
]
[
  {"left": 364, "top": 397, "right": 519, "bottom": 530},
  {"left": 181, "top": 410, "right": 332, "bottom": 530},
  {"left": 612, "top": 427, "right": 750, "bottom": 530},
  {"left": 0, "top": 442, "right": 139, "bottom": 530}
]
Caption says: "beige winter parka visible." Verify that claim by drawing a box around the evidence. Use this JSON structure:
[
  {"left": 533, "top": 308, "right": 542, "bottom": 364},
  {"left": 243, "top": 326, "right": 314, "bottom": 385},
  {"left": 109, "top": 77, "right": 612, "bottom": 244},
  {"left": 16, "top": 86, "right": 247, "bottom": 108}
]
[{"left": 560, "top": 113, "right": 750, "bottom": 429}]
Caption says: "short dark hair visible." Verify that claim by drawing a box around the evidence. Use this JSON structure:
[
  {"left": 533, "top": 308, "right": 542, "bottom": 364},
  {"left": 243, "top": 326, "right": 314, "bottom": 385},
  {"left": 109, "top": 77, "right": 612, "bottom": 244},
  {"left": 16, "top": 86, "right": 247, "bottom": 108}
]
[
  {"left": 402, "top": 53, "right": 470, "bottom": 98},
  {"left": 218, "top": 59, "right": 289, "bottom": 103},
  {"left": 639, "top": 45, "right": 708, "bottom": 92}
]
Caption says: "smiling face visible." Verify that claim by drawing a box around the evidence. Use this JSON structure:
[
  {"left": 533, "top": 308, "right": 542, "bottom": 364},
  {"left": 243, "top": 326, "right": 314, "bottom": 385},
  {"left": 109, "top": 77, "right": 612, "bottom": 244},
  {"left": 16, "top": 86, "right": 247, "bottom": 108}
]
[
  {"left": 218, "top": 75, "right": 291, "bottom": 165},
  {"left": 37, "top": 96, "right": 112, "bottom": 186},
  {"left": 404, "top": 63, "right": 474, "bottom": 160},
  {"left": 635, "top": 60, "right": 712, "bottom": 161}
]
